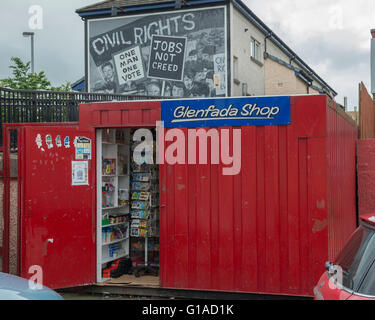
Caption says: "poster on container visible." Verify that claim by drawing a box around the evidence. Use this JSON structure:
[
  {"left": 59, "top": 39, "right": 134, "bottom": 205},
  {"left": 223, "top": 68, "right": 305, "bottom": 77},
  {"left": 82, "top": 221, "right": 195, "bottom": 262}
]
[{"left": 88, "top": 6, "right": 227, "bottom": 98}]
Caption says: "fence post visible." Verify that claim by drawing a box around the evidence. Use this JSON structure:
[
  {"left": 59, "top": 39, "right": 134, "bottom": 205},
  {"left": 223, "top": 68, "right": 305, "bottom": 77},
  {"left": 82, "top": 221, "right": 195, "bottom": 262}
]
[
  {"left": 70, "top": 94, "right": 78, "bottom": 122},
  {"left": 32, "top": 91, "right": 37, "bottom": 123}
]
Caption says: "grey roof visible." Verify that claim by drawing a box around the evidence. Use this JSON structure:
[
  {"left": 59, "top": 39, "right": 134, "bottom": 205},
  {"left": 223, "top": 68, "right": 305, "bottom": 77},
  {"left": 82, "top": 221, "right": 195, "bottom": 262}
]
[
  {"left": 70, "top": 76, "right": 85, "bottom": 87},
  {"left": 76, "top": 0, "right": 176, "bottom": 13}
]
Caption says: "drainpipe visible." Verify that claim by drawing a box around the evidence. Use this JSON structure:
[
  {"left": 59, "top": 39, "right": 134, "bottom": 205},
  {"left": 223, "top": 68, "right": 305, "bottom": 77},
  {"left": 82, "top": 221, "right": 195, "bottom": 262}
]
[
  {"left": 290, "top": 54, "right": 296, "bottom": 65},
  {"left": 371, "top": 29, "right": 375, "bottom": 97},
  {"left": 264, "top": 32, "right": 272, "bottom": 59}
]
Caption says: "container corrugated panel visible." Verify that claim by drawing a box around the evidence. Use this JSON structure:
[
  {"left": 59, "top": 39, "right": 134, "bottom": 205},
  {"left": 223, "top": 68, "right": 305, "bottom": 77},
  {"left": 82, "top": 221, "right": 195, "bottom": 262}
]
[
  {"left": 357, "top": 139, "right": 375, "bottom": 217},
  {"left": 359, "top": 82, "right": 375, "bottom": 139},
  {"left": 76, "top": 95, "right": 357, "bottom": 297},
  {"left": 159, "top": 95, "right": 358, "bottom": 297},
  {"left": 326, "top": 102, "right": 358, "bottom": 261},
  {"left": 78, "top": 100, "right": 161, "bottom": 129}
]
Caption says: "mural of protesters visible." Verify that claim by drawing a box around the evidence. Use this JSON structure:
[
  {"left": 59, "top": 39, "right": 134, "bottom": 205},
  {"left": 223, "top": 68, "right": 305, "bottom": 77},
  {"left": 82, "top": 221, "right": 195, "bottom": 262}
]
[
  {"left": 145, "top": 79, "right": 161, "bottom": 97},
  {"left": 163, "top": 81, "right": 172, "bottom": 97},
  {"left": 183, "top": 70, "right": 195, "bottom": 96},
  {"left": 201, "top": 45, "right": 215, "bottom": 70},
  {"left": 88, "top": 7, "right": 227, "bottom": 98},
  {"left": 205, "top": 70, "right": 215, "bottom": 97},
  {"left": 194, "top": 65, "right": 207, "bottom": 84},
  {"left": 191, "top": 82, "right": 210, "bottom": 97},
  {"left": 185, "top": 49, "right": 204, "bottom": 75},
  {"left": 93, "top": 61, "right": 117, "bottom": 93},
  {"left": 171, "top": 82, "right": 185, "bottom": 98},
  {"left": 196, "top": 32, "right": 212, "bottom": 59},
  {"left": 183, "top": 69, "right": 210, "bottom": 98}
]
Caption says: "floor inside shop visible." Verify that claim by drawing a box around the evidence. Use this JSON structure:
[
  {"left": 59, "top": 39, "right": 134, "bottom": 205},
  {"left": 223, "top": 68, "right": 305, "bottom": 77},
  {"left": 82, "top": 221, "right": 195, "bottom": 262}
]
[{"left": 99, "top": 274, "right": 160, "bottom": 288}]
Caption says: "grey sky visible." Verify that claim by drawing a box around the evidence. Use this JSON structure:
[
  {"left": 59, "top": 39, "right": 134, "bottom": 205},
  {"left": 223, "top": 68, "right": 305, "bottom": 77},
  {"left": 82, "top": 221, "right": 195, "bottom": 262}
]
[
  {"left": 0, "top": 0, "right": 372, "bottom": 109},
  {"left": 0, "top": 0, "right": 97, "bottom": 86},
  {"left": 245, "top": 0, "right": 373, "bottom": 109}
]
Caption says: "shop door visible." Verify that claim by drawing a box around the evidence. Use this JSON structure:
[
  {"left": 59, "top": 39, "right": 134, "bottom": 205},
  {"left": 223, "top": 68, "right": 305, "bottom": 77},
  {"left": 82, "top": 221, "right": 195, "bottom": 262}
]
[{"left": 18, "top": 125, "right": 96, "bottom": 289}]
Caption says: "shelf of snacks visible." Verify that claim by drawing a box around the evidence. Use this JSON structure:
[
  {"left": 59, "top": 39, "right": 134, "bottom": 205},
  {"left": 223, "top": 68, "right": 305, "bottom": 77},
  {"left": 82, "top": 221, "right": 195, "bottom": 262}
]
[
  {"left": 102, "top": 180, "right": 116, "bottom": 209},
  {"left": 102, "top": 224, "right": 129, "bottom": 246},
  {"left": 102, "top": 158, "right": 116, "bottom": 176},
  {"left": 102, "top": 252, "right": 128, "bottom": 264}
]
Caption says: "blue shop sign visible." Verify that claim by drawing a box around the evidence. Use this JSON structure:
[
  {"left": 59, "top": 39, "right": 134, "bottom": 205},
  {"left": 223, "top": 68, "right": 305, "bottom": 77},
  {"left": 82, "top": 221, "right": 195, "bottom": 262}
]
[{"left": 161, "top": 96, "right": 291, "bottom": 128}]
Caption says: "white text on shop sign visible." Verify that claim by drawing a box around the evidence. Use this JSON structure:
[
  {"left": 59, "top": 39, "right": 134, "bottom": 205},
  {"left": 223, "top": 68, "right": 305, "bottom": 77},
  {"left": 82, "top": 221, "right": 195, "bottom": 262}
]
[{"left": 161, "top": 96, "right": 291, "bottom": 128}]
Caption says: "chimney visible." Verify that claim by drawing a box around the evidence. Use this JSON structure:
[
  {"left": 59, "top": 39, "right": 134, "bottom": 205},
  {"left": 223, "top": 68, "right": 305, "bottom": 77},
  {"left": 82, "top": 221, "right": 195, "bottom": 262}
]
[{"left": 371, "top": 29, "right": 375, "bottom": 96}]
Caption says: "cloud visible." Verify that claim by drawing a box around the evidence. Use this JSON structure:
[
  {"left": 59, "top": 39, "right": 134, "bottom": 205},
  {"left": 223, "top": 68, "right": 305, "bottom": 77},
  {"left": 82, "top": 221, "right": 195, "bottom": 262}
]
[
  {"left": 0, "top": 0, "right": 97, "bottom": 86},
  {"left": 244, "top": 0, "right": 375, "bottom": 108}
]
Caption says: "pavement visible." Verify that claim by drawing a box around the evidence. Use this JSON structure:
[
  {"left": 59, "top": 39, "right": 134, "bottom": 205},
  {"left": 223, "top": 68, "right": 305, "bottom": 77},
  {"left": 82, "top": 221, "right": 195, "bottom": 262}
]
[{"left": 59, "top": 292, "right": 165, "bottom": 300}]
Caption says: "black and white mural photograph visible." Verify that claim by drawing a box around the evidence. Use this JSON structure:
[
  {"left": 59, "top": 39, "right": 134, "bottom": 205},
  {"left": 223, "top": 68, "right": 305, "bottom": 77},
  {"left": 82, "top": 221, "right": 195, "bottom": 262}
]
[{"left": 88, "top": 6, "right": 227, "bottom": 98}]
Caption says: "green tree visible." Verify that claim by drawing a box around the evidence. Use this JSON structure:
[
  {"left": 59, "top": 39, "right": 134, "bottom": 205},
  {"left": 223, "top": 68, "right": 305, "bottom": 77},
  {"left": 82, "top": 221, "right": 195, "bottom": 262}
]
[{"left": 0, "top": 57, "right": 71, "bottom": 91}]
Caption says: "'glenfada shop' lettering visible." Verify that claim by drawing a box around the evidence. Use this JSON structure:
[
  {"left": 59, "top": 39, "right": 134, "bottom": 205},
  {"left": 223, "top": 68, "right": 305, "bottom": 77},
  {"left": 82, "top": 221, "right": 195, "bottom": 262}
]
[{"left": 172, "top": 104, "right": 281, "bottom": 122}]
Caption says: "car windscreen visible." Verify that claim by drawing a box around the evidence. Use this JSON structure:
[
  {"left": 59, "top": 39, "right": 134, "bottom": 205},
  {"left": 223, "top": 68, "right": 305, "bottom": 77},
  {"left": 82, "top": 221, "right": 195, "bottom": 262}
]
[{"left": 335, "top": 224, "right": 375, "bottom": 292}]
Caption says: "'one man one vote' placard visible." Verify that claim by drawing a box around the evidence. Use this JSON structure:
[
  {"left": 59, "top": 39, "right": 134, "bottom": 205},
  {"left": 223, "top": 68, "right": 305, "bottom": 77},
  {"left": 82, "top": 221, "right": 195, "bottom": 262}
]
[{"left": 113, "top": 45, "right": 146, "bottom": 85}]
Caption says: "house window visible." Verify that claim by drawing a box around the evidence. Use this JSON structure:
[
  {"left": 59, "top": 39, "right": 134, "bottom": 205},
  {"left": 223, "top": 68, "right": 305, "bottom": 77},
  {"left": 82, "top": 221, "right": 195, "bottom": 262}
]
[
  {"left": 250, "top": 38, "right": 261, "bottom": 62},
  {"left": 233, "top": 56, "right": 240, "bottom": 84}
]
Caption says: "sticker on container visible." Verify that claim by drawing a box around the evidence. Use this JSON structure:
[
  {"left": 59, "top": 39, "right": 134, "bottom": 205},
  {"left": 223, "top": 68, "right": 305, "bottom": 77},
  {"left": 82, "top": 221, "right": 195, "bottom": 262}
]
[
  {"left": 45, "top": 135, "right": 53, "bottom": 149},
  {"left": 74, "top": 136, "right": 91, "bottom": 160},
  {"left": 73, "top": 137, "right": 78, "bottom": 147},
  {"left": 64, "top": 136, "right": 70, "bottom": 148},
  {"left": 35, "top": 134, "right": 45, "bottom": 151},
  {"left": 72, "top": 161, "right": 89, "bottom": 186},
  {"left": 55, "top": 135, "right": 62, "bottom": 148}
]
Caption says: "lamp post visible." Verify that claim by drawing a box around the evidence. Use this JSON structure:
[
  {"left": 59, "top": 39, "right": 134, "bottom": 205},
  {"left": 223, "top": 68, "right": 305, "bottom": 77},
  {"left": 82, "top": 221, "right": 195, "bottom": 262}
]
[{"left": 22, "top": 32, "right": 35, "bottom": 73}]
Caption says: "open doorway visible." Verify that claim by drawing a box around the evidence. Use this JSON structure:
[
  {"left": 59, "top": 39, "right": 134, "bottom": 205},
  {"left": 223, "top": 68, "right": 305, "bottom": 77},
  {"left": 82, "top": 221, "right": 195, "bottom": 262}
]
[
  {"left": 97, "top": 128, "right": 159, "bottom": 287},
  {"left": 2, "top": 127, "right": 21, "bottom": 276}
]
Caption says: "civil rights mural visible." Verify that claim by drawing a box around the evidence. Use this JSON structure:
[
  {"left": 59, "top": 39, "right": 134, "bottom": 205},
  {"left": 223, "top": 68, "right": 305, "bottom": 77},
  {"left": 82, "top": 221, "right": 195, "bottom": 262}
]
[{"left": 88, "top": 7, "right": 227, "bottom": 98}]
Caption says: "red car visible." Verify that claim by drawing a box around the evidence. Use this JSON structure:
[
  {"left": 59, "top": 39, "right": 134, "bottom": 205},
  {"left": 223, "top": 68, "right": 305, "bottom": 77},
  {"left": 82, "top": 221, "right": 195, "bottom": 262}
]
[{"left": 314, "top": 214, "right": 375, "bottom": 300}]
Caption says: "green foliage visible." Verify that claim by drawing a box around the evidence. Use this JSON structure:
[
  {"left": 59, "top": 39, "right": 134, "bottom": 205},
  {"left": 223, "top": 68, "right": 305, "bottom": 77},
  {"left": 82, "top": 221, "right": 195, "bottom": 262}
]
[{"left": 0, "top": 57, "right": 71, "bottom": 91}]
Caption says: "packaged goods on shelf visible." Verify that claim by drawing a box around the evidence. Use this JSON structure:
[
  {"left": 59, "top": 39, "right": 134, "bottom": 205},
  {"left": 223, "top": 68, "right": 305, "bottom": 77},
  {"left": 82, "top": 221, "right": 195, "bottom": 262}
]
[
  {"left": 131, "top": 200, "right": 149, "bottom": 210},
  {"left": 131, "top": 191, "right": 150, "bottom": 201},
  {"left": 102, "top": 159, "right": 116, "bottom": 176},
  {"left": 118, "top": 154, "right": 127, "bottom": 175},
  {"left": 118, "top": 188, "right": 129, "bottom": 207},
  {"left": 131, "top": 173, "right": 151, "bottom": 182},
  {"left": 102, "top": 179, "right": 115, "bottom": 208},
  {"left": 130, "top": 210, "right": 149, "bottom": 219},
  {"left": 130, "top": 181, "right": 150, "bottom": 191}
]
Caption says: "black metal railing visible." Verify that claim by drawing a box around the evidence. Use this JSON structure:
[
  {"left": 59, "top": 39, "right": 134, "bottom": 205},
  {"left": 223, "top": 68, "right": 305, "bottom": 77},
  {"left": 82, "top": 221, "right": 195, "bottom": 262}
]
[{"left": 0, "top": 87, "right": 163, "bottom": 150}]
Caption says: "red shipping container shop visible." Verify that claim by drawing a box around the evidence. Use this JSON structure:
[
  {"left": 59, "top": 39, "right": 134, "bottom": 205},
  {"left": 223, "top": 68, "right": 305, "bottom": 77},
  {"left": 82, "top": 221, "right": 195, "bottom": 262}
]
[{"left": 2, "top": 94, "right": 357, "bottom": 297}]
